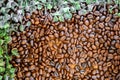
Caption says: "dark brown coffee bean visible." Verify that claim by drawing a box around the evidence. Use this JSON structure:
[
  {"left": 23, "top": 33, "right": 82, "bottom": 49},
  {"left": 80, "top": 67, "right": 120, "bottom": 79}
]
[
  {"left": 31, "top": 19, "right": 35, "bottom": 24},
  {"left": 105, "top": 16, "right": 111, "bottom": 22},
  {"left": 99, "top": 38, "right": 105, "bottom": 43},
  {"left": 60, "top": 36, "right": 66, "bottom": 41},
  {"left": 29, "top": 65, "right": 35, "bottom": 70},
  {"left": 100, "top": 16, "right": 106, "bottom": 21},
  {"left": 26, "top": 72, "right": 31, "bottom": 77},
  {"left": 99, "top": 23, "right": 104, "bottom": 28},
  {"left": 94, "top": 11, "right": 100, "bottom": 16},
  {"left": 117, "top": 49, "right": 120, "bottom": 54},
  {"left": 84, "top": 20, "right": 89, "bottom": 26},
  {"left": 21, "top": 40, "right": 27, "bottom": 44},
  {"left": 115, "top": 43, "right": 120, "bottom": 48},
  {"left": 17, "top": 72, "right": 23, "bottom": 78}
]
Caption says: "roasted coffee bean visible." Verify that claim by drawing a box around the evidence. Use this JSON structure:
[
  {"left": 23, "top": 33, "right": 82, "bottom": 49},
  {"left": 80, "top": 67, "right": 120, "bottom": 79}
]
[
  {"left": 26, "top": 72, "right": 31, "bottom": 77},
  {"left": 21, "top": 40, "right": 27, "bottom": 44},
  {"left": 29, "top": 65, "right": 35, "bottom": 70},
  {"left": 105, "top": 16, "right": 111, "bottom": 22}
]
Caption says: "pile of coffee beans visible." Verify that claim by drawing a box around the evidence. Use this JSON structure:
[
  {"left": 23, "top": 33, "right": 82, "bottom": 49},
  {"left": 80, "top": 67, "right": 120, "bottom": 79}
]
[{"left": 9, "top": 4, "right": 120, "bottom": 80}]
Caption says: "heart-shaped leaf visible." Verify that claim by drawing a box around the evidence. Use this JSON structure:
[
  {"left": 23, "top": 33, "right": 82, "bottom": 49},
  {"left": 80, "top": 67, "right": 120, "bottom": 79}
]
[
  {"left": 70, "top": 6, "right": 76, "bottom": 12},
  {"left": 47, "top": 4, "right": 52, "bottom": 9},
  {"left": 74, "top": 2, "right": 80, "bottom": 10},
  {"left": 0, "top": 47, "right": 3, "bottom": 55},
  {"left": 64, "top": 12, "right": 72, "bottom": 19},
  {"left": 11, "top": 48, "right": 19, "bottom": 56},
  {"left": 0, "top": 67, "right": 5, "bottom": 73},
  {"left": 4, "top": 23, "right": 10, "bottom": 29},
  {"left": 0, "top": 39, "right": 4, "bottom": 45},
  {"left": 0, "top": 61, "right": 5, "bottom": 66},
  {"left": 41, "top": 0, "right": 46, "bottom": 3},
  {"left": 62, "top": 7, "right": 70, "bottom": 13},
  {"left": 19, "top": 25, "right": 24, "bottom": 31},
  {"left": 37, "top": 4, "right": 42, "bottom": 10},
  {"left": 58, "top": 15, "right": 64, "bottom": 22},
  {"left": 9, "top": 68, "right": 15, "bottom": 74},
  {"left": 4, "top": 36, "right": 12, "bottom": 43},
  {"left": 53, "top": 16, "right": 58, "bottom": 22},
  {"left": 0, "top": 76, "right": 2, "bottom": 80}
]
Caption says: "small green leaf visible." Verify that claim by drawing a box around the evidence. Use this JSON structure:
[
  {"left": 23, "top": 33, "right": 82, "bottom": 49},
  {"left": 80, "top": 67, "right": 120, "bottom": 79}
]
[
  {"left": 1, "top": 7, "right": 6, "bottom": 13},
  {"left": 116, "top": 13, "right": 120, "bottom": 17},
  {"left": 26, "top": 21, "right": 31, "bottom": 27},
  {"left": 9, "top": 68, "right": 15, "bottom": 74},
  {"left": 52, "top": 11, "right": 61, "bottom": 16},
  {"left": 62, "top": 7, "right": 70, "bottom": 13},
  {"left": 58, "top": 15, "right": 64, "bottom": 22},
  {"left": 0, "top": 39, "right": 4, "bottom": 45},
  {"left": 0, "top": 62, "right": 5, "bottom": 67},
  {"left": 19, "top": 25, "right": 24, "bottom": 31},
  {"left": 0, "top": 30, "right": 6, "bottom": 37},
  {"left": 3, "top": 74, "right": 9, "bottom": 80},
  {"left": 0, "top": 67, "right": 5, "bottom": 73},
  {"left": 11, "top": 48, "right": 19, "bottom": 56},
  {"left": 37, "top": 4, "right": 42, "bottom": 10},
  {"left": 86, "top": 0, "right": 91, "bottom": 4},
  {"left": 47, "top": 4, "right": 52, "bottom": 9},
  {"left": 109, "top": 9, "right": 112, "bottom": 13},
  {"left": 64, "top": 13, "right": 72, "bottom": 19},
  {"left": 74, "top": 2, "right": 80, "bottom": 10},
  {"left": 10, "top": 74, "right": 15, "bottom": 78},
  {"left": 0, "top": 59, "right": 5, "bottom": 66},
  {"left": 4, "top": 23, "right": 10, "bottom": 29},
  {"left": 0, "top": 47, "right": 3, "bottom": 55},
  {"left": 0, "top": 75, "right": 3, "bottom": 80},
  {"left": 70, "top": 6, "right": 76, "bottom": 12},
  {"left": 4, "top": 36, "right": 12, "bottom": 43},
  {"left": 6, "top": 64, "right": 12, "bottom": 69},
  {"left": 53, "top": 16, "right": 58, "bottom": 22},
  {"left": 41, "top": 0, "right": 46, "bottom": 3}
]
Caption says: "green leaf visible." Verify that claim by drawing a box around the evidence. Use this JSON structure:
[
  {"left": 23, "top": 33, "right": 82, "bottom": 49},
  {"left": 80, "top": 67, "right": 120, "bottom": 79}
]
[
  {"left": 53, "top": 16, "right": 58, "bottom": 22},
  {"left": 70, "top": 6, "right": 76, "bottom": 12},
  {"left": 116, "top": 13, "right": 120, "bottom": 17},
  {"left": 0, "top": 30, "right": 6, "bottom": 37},
  {"left": 0, "top": 47, "right": 3, "bottom": 55},
  {"left": 74, "top": 2, "right": 80, "bottom": 10},
  {"left": 11, "top": 48, "right": 19, "bottom": 56},
  {"left": 0, "top": 62, "right": 4, "bottom": 67},
  {"left": 3, "top": 74, "right": 9, "bottom": 80},
  {"left": 0, "top": 59, "right": 5, "bottom": 66},
  {"left": 86, "top": 0, "right": 91, "bottom": 4},
  {"left": 19, "top": 25, "right": 24, "bottom": 31},
  {"left": 52, "top": 11, "right": 61, "bottom": 16},
  {"left": 0, "top": 39, "right": 4, "bottom": 45},
  {"left": 109, "top": 9, "right": 112, "bottom": 13},
  {"left": 6, "top": 64, "right": 12, "bottom": 69},
  {"left": 10, "top": 74, "right": 15, "bottom": 78},
  {"left": 4, "top": 36, "right": 12, "bottom": 43},
  {"left": 0, "top": 75, "right": 3, "bottom": 80},
  {"left": 0, "top": 67, "right": 5, "bottom": 73},
  {"left": 9, "top": 68, "right": 15, "bottom": 74},
  {"left": 41, "top": 0, "right": 46, "bottom": 3},
  {"left": 47, "top": 4, "right": 52, "bottom": 9},
  {"left": 64, "top": 12, "right": 72, "bottom": 19},
  {"left": 26, "top": 21, "right": 31, "bottom": 27},
  {"left": 37, "top": 4, "right": 42, "bottom": 10},
  {"left": 0, "top": 7, "right": 6, "bottom": 13},
  {"left": 58, "top": 15, "right": 64, "bottom": 22},
  {"left": 62, "top": 7, "right": 70, "bottom": 13}
]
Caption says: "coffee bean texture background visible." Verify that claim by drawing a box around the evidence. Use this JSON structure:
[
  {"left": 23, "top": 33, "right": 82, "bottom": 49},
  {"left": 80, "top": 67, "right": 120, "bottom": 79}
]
[{"left": 9, "top": 5, "right": 120, "bottom": 80}]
